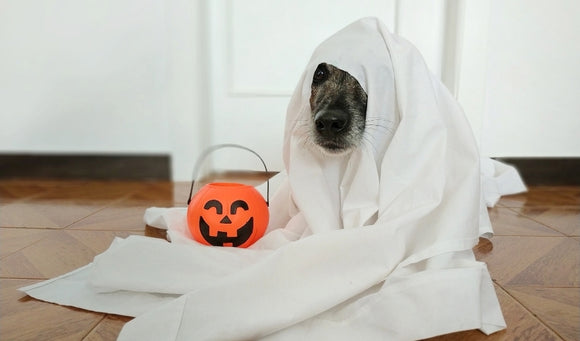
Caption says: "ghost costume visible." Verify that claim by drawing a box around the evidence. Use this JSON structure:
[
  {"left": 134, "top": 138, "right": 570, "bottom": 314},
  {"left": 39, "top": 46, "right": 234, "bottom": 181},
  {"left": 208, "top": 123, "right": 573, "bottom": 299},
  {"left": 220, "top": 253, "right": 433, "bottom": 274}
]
[{"left": 21, "top": 18, "right": 520, "bottom": 340}]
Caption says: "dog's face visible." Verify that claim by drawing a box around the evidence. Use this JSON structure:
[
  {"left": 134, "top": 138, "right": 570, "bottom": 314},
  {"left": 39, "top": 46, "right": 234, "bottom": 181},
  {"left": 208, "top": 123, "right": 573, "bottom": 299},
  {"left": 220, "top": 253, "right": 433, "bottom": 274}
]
[{"left": 309, "top": 63, "right": 368, "bottom": 155}]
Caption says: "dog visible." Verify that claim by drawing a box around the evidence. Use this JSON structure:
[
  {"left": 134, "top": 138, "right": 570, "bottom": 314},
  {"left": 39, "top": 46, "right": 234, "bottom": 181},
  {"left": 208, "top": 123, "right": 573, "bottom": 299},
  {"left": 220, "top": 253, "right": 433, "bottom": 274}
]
[{"left": 309, "top": 63, "right": 368, "bottom": 155}]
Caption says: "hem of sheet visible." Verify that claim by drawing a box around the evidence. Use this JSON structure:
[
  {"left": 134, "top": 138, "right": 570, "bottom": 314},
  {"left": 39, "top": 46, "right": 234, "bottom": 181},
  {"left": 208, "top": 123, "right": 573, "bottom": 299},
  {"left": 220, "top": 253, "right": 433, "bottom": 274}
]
[{"left": 19, "top": 262, "right": 179, "bottom": 317}]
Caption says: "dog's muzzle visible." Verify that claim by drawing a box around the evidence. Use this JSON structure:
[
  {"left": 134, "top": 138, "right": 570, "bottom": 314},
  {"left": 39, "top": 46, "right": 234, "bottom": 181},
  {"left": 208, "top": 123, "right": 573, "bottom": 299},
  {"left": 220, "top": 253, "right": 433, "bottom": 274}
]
[{"left": 313, "top": 109, "right": 352, "bottom": 153}]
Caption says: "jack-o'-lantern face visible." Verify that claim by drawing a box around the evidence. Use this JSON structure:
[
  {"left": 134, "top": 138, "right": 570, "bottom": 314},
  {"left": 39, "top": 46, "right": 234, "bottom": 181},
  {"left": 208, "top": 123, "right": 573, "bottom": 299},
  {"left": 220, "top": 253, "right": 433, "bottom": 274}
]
[
  {"left": 199, "top": 199, "right": 253, "bottom": 247},
  {"left": 187, "top": 183, "right": 269, "bottom": 248}
]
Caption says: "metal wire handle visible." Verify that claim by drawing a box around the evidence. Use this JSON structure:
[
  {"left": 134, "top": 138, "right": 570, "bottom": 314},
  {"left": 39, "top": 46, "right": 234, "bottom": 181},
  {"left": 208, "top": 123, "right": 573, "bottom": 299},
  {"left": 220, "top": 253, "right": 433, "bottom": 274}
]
[{"left": 186, "top": 144, "right": 270, "bottom": 206}]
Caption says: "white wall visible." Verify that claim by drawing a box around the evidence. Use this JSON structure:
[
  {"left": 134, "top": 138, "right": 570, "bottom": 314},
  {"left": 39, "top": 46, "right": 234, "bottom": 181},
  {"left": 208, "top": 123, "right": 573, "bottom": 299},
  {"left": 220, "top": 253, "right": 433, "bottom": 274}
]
[
  {"left": 480, "top": 0, "right": 580, "bottom": 157},
  {"left": 2, "top": 0, "right": 578, "bottom": 181},
  {"left": 0, "top": 0, "right": 170, "bottom": 153},
  {"left": 400, "top": 0, "right": 580, "bottom": 158},
  {"left": 0, "top": 0, "right": 209, "bottom": 180}
]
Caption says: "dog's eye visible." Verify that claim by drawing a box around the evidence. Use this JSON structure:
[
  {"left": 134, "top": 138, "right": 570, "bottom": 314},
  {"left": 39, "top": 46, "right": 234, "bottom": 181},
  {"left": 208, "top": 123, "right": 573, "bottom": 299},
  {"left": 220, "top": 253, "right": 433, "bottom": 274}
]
[{"left": 313, "top": 64, "right": 328, "bottom": 85}]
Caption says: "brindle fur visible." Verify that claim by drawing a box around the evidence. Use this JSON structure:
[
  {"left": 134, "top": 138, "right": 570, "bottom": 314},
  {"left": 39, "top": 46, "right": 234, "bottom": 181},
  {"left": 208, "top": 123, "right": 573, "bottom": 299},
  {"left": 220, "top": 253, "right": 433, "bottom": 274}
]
[{"left": 309, "top": 63, "right": 368, "bottom": 154}]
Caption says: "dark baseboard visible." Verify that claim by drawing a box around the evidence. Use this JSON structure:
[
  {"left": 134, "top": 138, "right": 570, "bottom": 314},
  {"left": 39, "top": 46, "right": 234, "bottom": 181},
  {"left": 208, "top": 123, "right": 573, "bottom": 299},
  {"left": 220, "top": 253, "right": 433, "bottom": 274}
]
[
  {"left": 0, "top": 154, "right": 170, "bottom": 180},
  {"left": 496, "top": 158, "right": 580, "bottom": 186},
  {"left": 0, "top": 154, "right": 578, "bottom": 185}
]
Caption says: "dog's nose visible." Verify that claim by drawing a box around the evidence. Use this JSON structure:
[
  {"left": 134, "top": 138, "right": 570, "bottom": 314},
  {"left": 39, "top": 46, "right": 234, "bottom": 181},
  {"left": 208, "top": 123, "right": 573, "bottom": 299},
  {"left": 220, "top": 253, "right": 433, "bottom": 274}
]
[{"left": 314, "top": 110, "right": 348, "bottom": 135}]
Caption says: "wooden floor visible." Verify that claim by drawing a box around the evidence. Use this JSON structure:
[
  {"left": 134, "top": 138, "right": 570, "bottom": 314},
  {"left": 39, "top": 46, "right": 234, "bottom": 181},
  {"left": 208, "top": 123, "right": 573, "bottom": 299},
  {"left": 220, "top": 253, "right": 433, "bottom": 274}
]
[{"left": 1, "top": 180, "right": 578, "bottom": 340}]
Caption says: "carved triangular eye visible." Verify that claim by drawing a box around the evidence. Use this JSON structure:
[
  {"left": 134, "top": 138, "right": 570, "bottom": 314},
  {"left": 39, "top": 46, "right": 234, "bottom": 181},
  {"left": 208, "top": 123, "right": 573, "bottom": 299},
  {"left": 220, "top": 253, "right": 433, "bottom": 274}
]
[
  {"left": 204, "top": 200, "right": 223, "bottom": 214},
  {"left": 230, "top": 200, "right": 248, "bottom": 214}
]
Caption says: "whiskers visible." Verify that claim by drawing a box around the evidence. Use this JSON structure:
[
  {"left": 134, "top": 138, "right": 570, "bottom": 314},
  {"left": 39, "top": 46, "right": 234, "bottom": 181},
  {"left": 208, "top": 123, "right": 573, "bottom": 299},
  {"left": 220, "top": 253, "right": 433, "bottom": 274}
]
[
  {"left": 365, "top": 117, "right": 395, "bottom": 135},
  {"left": 292, "top": 117, "right": 318, "bottom": 152},
  {"left": 361, "top": 117, "right": 397, "bottom": 153}
]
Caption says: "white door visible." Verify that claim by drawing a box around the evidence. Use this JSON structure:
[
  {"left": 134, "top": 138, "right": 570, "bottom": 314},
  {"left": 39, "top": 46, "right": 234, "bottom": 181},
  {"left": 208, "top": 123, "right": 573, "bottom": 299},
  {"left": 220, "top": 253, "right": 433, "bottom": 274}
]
[{"left": 197, "top": 0, "right": 459, "bottom": 179}]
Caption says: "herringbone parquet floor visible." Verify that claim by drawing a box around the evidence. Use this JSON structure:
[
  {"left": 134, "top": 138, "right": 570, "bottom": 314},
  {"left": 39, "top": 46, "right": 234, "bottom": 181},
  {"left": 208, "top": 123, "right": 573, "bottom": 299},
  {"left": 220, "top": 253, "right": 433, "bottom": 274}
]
[{"left": 1, "top": 180, "right": 578, "bottom": 340}]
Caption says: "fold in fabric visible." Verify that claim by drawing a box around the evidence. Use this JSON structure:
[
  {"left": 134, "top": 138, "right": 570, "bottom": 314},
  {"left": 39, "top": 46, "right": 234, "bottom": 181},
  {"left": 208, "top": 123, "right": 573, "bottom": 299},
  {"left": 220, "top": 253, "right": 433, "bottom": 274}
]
[
  {"left": 20, "top": 17, "right": 526, "bottom": 340},
  {"left": 481, "top": 158, "right": 527, "bottom": 207}
]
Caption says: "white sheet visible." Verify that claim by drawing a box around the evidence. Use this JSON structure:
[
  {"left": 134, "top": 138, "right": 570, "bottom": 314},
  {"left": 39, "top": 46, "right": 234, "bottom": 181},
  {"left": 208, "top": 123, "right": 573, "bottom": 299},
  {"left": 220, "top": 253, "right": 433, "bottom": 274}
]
[{"left": 21, "top": 17, "right": 526, "bottom": 340}]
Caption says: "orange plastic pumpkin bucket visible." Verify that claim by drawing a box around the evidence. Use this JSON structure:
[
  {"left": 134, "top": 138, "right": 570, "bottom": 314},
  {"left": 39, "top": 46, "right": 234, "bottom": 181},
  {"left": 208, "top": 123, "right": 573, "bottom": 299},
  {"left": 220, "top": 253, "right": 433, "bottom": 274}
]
[{"left": 186, "top": 145, "right": 270, "bottom": 248}]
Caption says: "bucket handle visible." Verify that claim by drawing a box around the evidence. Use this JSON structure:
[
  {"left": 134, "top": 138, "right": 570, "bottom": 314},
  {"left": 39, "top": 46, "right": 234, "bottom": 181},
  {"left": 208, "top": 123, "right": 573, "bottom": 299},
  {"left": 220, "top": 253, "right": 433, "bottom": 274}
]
[{"left": 187, "top": 144, "right": 270, "bottom": 206}]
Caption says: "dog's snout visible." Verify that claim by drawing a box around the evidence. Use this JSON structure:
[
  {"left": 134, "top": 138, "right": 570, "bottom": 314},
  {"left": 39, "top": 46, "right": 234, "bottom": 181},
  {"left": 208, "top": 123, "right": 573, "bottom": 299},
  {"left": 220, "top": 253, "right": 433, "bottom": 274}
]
[
  {"left": 314, "top": 110, "right": 349, "bottom": 135},
  {"left": 309, "top": 63, "right": 367, "bottom": 154}
]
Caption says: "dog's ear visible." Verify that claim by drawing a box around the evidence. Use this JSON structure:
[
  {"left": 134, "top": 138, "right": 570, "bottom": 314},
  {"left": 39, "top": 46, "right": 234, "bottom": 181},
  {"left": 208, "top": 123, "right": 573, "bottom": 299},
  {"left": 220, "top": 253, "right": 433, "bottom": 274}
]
[{"left": 312, "top": 63, "right": 329, "bottom": 85}]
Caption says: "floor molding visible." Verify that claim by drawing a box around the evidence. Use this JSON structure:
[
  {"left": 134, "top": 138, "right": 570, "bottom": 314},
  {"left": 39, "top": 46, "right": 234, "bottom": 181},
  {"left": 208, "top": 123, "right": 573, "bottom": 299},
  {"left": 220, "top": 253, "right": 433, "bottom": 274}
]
[
  {"left": 0, "top": 154, "right": 170, "bottom": 180},
  {"left": 496, "top": 157, "right": 580, "bottom": 186},
  {"left": 1, "top": 155, "right": 578, "bottom": 184}
]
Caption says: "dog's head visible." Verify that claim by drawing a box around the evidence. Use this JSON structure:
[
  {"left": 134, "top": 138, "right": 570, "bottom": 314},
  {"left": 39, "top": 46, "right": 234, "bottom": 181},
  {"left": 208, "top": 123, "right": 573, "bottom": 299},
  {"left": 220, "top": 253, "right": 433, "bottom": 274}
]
[{"left": 309, "top": 63, "right": 368, "bottom": 155}]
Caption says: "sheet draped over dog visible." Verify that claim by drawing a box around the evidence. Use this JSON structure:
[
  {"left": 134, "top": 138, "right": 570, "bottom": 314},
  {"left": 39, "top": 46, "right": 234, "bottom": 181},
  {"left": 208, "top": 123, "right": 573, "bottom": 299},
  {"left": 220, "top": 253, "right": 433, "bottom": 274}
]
[{"left": 21, "top": 18, "right": 526, "bottom": 340}]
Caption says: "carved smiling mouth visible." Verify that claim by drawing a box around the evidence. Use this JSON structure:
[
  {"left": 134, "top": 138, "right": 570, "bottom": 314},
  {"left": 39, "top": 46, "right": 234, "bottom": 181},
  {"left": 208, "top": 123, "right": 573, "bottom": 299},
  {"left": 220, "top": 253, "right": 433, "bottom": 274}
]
[{"left": 199, "top": 217, "right": 254, "bottom": 247}]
